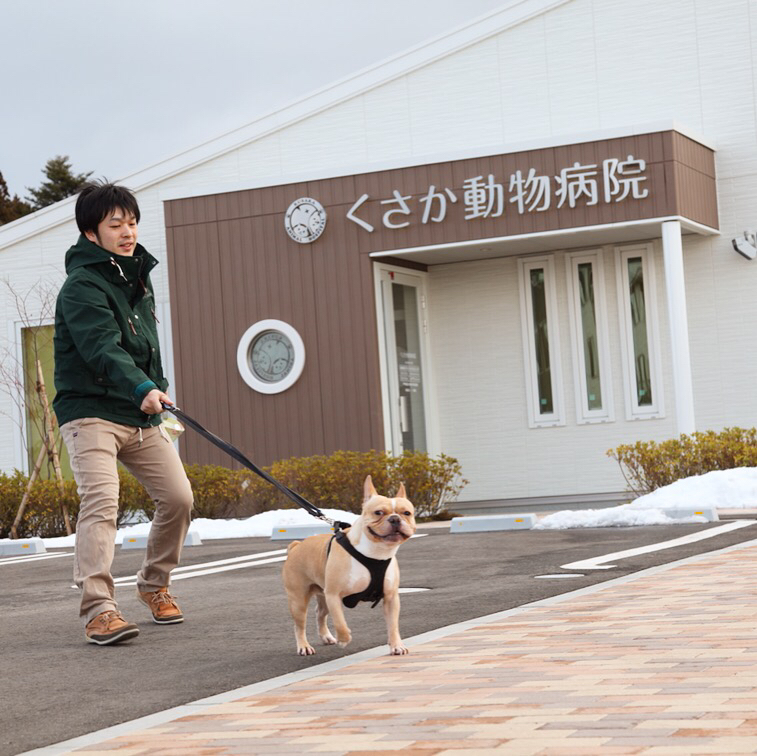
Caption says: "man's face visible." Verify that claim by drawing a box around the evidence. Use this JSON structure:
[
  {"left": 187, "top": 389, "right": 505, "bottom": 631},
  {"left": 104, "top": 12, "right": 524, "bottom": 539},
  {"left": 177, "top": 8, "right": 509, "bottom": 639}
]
[{"left": 85, "top": 207, "right": 138, "bottom": 256}]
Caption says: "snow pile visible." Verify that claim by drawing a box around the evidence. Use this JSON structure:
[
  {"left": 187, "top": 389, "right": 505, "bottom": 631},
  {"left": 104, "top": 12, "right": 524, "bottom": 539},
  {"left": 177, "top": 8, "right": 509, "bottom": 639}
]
[
  {"left": 33, "top": 507, "right": 359, "bottom": 549},
  {"left": 535, "top": 467, "right": 757, "bottom": 530}
]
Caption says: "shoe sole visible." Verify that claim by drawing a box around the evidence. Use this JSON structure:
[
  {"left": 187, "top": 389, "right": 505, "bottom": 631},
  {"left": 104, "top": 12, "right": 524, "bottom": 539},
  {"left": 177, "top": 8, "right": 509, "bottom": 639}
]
[
  {"left": 151, "top": 615, "right": 184, "bottom": 625},
  {"left": 86, "top": 626, "right": 140, "bottom": 645}
]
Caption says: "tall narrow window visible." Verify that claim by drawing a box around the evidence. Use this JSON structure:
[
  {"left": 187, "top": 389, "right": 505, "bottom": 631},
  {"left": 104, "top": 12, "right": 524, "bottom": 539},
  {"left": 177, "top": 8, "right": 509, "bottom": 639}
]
[
  {"left": 518, "top": 256, "right": 564, "bottom": 428},
  {"left": 627, "top": 257, "right": 652, "bottom": 406},
  {"left": 616, "top": 244, "right": 664, "bottom": 419},
  {"left": 566, "top": 251, "right": 613, "bottom": 423},
  {"left": 530, "top": 268, "right": 553, "bottom": 414}
]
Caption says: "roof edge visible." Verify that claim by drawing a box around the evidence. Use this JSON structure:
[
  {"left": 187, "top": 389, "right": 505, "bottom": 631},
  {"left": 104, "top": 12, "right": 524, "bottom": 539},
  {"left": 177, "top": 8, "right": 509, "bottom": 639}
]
[{"left": 159, "top": 121, "right": 714, "bottom": 203}]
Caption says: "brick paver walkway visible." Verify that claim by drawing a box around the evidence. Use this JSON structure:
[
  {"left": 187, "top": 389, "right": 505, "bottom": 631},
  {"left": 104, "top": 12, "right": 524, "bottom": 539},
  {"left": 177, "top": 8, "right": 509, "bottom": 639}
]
[{"left": 71, "top": 540, "right": 757, "bottom": 755}]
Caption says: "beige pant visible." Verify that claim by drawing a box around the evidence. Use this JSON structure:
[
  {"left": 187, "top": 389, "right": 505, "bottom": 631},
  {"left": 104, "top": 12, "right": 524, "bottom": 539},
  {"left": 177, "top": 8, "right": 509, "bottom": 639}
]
[{"left": 60, "top": 418, "right": 193, "bottom": 623}]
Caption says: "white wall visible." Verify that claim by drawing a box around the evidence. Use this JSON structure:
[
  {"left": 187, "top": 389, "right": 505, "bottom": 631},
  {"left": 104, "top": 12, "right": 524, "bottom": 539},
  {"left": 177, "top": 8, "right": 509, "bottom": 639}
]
[{"left": 426, "top": 241, "right": 679, "bottom": 501}]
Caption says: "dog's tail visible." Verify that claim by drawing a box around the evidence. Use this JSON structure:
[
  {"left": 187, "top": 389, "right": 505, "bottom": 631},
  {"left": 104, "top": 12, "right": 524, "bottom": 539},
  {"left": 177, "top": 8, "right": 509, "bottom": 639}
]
[{"left": 286, "top": 540, "right": 301, "bottom": 554}]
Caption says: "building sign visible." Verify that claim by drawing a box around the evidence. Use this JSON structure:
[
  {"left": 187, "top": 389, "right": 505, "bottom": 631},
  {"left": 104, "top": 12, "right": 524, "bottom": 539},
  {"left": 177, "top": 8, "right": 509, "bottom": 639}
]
[
  {"left": 346, "top": 155, "right": 649, "bottom": 233},
  {"left": 272, "top": 131, "right": 717, "bottom": 251}
]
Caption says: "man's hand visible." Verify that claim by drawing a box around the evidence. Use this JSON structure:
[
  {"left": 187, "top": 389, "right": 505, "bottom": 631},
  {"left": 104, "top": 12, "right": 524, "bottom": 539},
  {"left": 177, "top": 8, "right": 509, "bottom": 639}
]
[{"left": 140, "top": 389, "right": 173, "bottom": 415}]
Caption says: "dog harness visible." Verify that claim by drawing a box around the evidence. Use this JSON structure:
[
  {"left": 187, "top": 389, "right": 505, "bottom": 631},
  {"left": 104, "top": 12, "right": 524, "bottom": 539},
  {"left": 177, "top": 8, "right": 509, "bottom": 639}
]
[{"left": 328, "top": 531, "right": 391, "bottom": 609}]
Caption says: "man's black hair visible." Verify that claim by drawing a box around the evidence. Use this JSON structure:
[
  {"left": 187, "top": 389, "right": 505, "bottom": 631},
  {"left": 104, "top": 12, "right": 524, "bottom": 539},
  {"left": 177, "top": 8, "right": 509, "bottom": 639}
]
[{"left": 75, "top": 180, "right": 141, "bottom": 235}]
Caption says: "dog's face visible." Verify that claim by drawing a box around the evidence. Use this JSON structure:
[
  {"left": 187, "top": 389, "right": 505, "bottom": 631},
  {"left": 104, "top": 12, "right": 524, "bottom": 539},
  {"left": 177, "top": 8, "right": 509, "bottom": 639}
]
[{"left": 361, "top": 476, "right": 416, "bottom": 544}]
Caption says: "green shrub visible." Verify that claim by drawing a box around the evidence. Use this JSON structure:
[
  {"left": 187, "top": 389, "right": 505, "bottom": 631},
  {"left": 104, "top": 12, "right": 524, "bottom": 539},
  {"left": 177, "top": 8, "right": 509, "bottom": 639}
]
[
  {"left": 0, "top": 468, "right": 147, "bottom": 539},
  {"left": 259, "top": 449, "right": 394, "bottom": 513},
  {"left": 607, "top": 427, "right": 757, "bottom": 497},
  {"left": 0, "top": 470, "right": 38, "bottom": 539},
  {"left": 0, "top": 449, "right": 468, "bottom": 537},
  {"left": 13, "top": 479, "right": 80, "bottom": 538},
  {"left": 391, "top": 451, "right": 467, "bottom": 519},
  {"left": 258, "top": 449, "right": 467, "bottom": 519},
  {"left": 182, "top": 464, "right": 250, "bottom": 519}
]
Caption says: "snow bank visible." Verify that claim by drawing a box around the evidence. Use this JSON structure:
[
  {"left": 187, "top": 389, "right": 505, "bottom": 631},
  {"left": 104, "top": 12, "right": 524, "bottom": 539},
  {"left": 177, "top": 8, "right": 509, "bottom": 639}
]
[
  {"left": 19, "top": 507, "right": 359, "bottom": 549},
  {"left": 535, "top": 467, "right": 757, "bottom": 530}
]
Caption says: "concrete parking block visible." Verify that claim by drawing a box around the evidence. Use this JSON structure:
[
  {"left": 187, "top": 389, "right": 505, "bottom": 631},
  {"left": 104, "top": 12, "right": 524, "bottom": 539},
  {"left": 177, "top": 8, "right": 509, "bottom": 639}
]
[
  {"left": 270, "top": 523, "right": 334, "bottom": 540},
  {"left": 450, "top": 513, "right": 537, "bottom": 532},
  {"left": 121, "top": 530, "right": 202, "bottom": 549},
  {"left": 0, "top": 537, "right": 46, "bottom": 555}
]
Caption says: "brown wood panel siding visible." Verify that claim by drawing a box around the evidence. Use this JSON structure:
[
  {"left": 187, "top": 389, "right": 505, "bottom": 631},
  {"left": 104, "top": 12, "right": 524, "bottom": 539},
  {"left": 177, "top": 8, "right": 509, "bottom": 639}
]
[
  {"left": 167, "top": 223, "right": 233, "bottom": 467},
  {"left": 167, "top": 193, "right": 385, "bottom": 468},
  {"left": 669, "top": 133, "right": 719, "bottom": 229},
  {"left": 165, "top": 129, "right": 717, "bottom": 468}
]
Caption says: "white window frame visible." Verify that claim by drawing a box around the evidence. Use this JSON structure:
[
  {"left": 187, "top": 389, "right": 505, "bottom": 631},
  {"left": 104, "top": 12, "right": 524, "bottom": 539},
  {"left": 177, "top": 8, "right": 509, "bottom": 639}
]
[
  {"left": 236, "top": 319, "right": 306, "bottom": 395},
  {"left": 615, "top": 243, "right": 665, "bottom": 420},
  {"left": 517, "top": 255, "right": 565, "bottom": 428},
  {"left": 372, "top": 262, "right": 439, "bottom": 456},
  {"left": 565, "top": 250, "right": 614, "bottom": 424}
]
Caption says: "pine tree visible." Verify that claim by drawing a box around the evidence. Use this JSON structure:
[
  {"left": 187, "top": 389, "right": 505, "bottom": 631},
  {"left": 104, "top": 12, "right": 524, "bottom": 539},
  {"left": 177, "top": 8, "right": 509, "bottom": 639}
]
[
  {"left": 0, "top": 172, "right": 33, "bottom": 225},
  {"left": 26, "top": 156, "right": 92, "bottom": 210}
]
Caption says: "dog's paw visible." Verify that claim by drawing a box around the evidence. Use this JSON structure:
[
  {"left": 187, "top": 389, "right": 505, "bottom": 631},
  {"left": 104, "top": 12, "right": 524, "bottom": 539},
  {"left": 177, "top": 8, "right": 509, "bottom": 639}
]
[
  {"left": 389, "top": 644, "right": 409, "bottom": 655},
  {"left": 320, "top": 632, "right": 337, "bottom": 646},
  {"left": 336, "top": 631, "right": 352, "bottom": 648},
  {"left": 297, "top": 644, "right": 316, "bottom": 656}
]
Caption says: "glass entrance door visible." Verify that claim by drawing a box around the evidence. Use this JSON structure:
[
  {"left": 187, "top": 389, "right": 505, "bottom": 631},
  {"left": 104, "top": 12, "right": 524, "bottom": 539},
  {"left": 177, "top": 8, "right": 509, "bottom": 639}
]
[{"left": 378, "top": 268, "right": 429, "bottom": 454}]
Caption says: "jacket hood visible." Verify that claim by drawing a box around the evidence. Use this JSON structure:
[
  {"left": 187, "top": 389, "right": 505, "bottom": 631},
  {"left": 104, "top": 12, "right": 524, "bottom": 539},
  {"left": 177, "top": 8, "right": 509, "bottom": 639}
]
[{"left": 64, "top": 234, "right": 154, "bottom": 274}]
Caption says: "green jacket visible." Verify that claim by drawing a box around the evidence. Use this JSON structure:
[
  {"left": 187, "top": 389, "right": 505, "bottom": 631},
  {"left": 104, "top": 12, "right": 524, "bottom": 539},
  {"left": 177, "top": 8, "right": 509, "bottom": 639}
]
[{"left": 53, "top": 235, "right": 168, "bottom": 428}]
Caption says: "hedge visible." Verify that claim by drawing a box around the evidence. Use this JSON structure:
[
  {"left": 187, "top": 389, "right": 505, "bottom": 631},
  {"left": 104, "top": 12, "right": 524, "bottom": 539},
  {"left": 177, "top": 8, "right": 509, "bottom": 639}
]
[
  {"left": 1, "top": 449, "right": 468, "bottom": 539},
  {"left": 607, "top": 427, "right": 757, "bottom": 497}
]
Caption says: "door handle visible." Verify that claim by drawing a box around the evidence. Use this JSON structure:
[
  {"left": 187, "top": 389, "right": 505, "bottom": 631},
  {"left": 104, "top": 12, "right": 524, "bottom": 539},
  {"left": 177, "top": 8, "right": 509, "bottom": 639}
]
[{"left": 399, "top": 395, "right": 409, "bottom": 433}]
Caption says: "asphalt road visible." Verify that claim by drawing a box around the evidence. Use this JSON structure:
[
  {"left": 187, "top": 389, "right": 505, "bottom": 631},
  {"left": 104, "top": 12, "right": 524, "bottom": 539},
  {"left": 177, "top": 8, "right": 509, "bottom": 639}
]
[{"left": 3, "top": 519, "right": 757, "bottom": 755}]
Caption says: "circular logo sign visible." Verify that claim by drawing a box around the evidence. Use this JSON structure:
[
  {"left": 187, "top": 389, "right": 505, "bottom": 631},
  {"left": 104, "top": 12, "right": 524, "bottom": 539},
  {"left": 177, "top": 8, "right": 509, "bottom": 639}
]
[{"left": 284, "top": 197, "right": 327, "bottom": 244}]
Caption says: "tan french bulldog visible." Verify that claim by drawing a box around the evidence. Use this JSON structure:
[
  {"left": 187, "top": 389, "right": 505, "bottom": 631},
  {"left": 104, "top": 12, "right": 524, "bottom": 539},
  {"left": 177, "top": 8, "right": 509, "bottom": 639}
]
[{"left": 282, "top": 475, "right": 416, "bottom": 656}]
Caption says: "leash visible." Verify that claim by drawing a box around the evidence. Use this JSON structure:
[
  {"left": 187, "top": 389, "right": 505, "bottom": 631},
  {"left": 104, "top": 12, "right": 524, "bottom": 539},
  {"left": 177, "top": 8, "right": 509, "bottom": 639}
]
[{"left": 161, "top": 403, "right": 350, "bottom": 531}]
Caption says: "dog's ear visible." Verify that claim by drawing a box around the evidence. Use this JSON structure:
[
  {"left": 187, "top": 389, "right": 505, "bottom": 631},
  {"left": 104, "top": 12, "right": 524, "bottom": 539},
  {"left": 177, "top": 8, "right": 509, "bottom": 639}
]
[
  {"left": 363, "top": 474, "right": 378, "bottom": 501},
  {"left": 395, "top": 482, "right": 407, "bottom": 499}
]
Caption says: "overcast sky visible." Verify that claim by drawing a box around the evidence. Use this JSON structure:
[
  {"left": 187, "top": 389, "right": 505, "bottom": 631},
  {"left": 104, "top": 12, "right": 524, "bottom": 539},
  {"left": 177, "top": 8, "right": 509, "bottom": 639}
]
[{"left": 2, "top": 1, "right": 509, "bottom": 198}]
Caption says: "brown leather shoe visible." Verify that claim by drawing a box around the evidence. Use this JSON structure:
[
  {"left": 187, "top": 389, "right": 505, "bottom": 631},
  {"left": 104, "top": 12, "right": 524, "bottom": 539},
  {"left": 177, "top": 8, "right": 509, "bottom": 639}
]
[
  {"left": 85, "top": 610, "right": 139, "bottom": 645},
  {"left": 137, "top": 587, "right": 184, "bottom": 624}
]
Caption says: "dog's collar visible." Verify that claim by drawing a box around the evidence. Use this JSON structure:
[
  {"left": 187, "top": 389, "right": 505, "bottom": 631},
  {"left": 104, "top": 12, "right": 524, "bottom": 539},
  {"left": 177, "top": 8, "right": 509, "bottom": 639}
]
[{"left": 330, "top": 531, "right": 391, "bottom": 609}]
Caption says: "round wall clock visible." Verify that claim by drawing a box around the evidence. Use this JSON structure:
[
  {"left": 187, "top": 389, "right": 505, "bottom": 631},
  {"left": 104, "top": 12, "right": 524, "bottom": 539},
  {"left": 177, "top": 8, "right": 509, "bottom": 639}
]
[
  {"left": 284, "top": 197, "right": 327, "bottom": 243},
  {"left": 236, "top": 320, "right": 305, "bottom": 394}
]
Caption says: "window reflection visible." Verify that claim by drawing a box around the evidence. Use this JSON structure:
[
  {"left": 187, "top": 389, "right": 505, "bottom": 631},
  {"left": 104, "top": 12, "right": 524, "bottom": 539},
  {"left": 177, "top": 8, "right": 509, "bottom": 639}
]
[
  {"left": 530, "top": 268, "right": 553, "bottom": 414},
  {"left": 627, "top": 257, "right": 652, "bottom": 406}
]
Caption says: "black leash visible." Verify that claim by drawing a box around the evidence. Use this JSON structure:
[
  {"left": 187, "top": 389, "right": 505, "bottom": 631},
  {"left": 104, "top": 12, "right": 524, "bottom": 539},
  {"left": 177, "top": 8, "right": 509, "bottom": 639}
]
[{"left": 161, "top": 403, "right": 350, "bottom": 531}]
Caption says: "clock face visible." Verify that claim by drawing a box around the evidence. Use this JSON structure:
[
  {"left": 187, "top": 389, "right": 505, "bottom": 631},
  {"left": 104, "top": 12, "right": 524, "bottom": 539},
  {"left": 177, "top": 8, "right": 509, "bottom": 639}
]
[
  {"left": 284, "top": 197, "right": 327, "bottom": 243},
  {"left": 250, "top": 330, "right": 295, "bottom": 383}
]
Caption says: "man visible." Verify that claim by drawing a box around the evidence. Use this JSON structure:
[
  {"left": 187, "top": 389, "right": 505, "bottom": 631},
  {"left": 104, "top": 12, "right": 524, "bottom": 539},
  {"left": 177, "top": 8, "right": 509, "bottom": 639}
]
[{"left": 54, "top": 181, "right": 193, "bottom": 645}]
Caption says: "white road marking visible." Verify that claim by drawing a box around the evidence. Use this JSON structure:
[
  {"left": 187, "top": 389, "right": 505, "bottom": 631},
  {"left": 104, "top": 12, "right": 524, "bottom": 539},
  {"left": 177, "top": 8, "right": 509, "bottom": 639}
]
[
  {"left": 398, "top": 587, "right": 429, "bottom": 593},
  {"left": 535, "top": 574, "right": 585, "bottom": 579},
  {"left": 561, "top": 519, "right": 757, "bottom": 570},
  {"left": 110, "top": 535, "right": 428, "bottom": 587},
  {"left": 112, "top": 549, "right": 288, "bottom": 586},
  {"left": 0, "top": 552, "right": 73, "bottom": 566}
]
